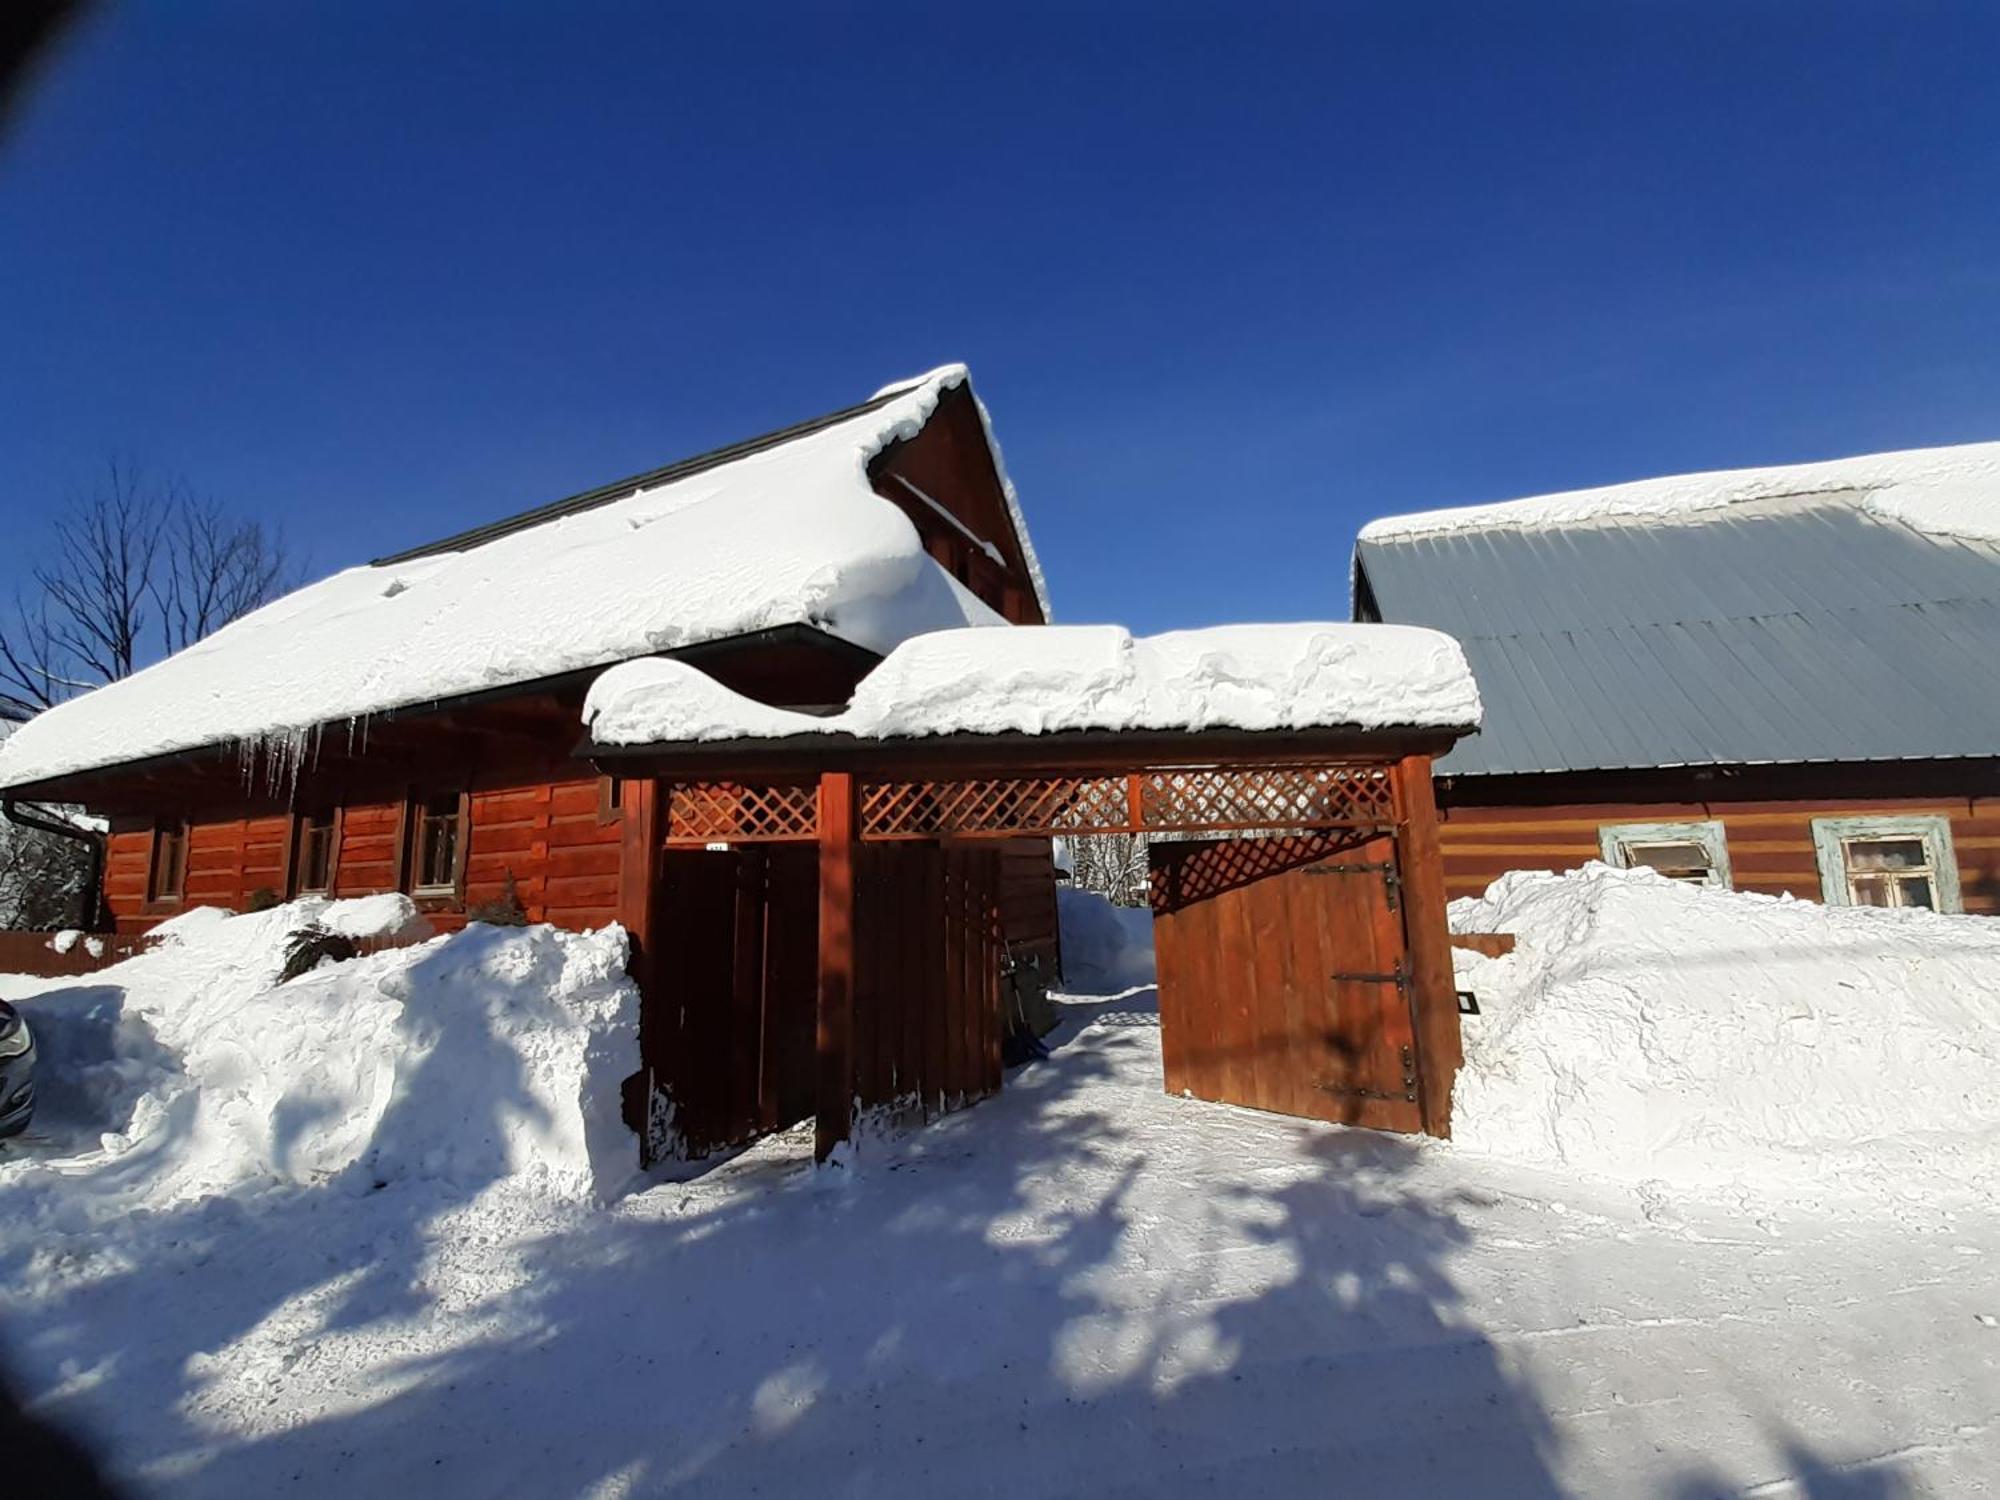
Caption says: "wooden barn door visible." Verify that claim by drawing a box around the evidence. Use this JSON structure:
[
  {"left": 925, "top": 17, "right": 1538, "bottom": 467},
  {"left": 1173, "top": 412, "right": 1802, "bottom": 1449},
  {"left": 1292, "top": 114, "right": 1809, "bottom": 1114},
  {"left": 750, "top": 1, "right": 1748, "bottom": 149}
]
[
  {"left": 852, "top": 841, "right": 1003, "bottom": 1120},
  {"left": 1150, "top": 832, "right": 1424, "bottom": 1134},
  {"left": 652, "top": 846, "right": 818, "bottom": 1158}
]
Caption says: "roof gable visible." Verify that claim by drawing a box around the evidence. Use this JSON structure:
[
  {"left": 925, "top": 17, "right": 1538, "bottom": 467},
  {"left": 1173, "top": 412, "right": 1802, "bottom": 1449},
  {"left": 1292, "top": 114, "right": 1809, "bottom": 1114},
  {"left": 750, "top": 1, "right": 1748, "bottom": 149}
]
[{"left": 0, "top": 365, "right": 1040, "bottom": 793}]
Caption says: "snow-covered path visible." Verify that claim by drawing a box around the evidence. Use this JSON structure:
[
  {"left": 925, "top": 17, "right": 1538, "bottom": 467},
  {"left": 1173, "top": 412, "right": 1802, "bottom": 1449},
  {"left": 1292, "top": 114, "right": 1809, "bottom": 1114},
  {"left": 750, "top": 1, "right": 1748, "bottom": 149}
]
[{"left": 4, "top": 990, "right": 1996, "bottom": 1498}]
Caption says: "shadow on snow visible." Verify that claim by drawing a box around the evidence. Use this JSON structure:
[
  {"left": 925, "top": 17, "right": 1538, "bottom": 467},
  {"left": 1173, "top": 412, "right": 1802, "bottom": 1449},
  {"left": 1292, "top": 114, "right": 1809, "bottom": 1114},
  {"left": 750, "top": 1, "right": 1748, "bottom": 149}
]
[{"left": 0, "top": 982, "right": 1924, "bottom": 1499}]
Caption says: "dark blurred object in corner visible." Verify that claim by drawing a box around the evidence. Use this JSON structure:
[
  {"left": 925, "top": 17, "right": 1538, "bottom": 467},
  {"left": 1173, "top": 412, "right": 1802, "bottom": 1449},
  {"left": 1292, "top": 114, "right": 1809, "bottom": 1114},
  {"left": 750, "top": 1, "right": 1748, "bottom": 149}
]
[
  {"left": 0, "top": 1363, "right": 125, "bottom": 1499},
  {"left": 2, "top": 1, "right": 93, "bottom": 141}
]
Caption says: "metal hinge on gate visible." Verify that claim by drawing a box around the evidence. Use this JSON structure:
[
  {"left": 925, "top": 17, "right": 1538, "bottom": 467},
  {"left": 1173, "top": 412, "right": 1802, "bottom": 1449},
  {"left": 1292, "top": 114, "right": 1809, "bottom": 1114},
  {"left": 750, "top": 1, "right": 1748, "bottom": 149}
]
[
  {"left": 1303, "top": 860, "right": 1399, "bottom": 910},
  {"left": 1315, "top": 1046, "right": 1419, "bottom": 1106},
  {"left": 1329, "top": 958, "right": 1410, "bottom": 993}
]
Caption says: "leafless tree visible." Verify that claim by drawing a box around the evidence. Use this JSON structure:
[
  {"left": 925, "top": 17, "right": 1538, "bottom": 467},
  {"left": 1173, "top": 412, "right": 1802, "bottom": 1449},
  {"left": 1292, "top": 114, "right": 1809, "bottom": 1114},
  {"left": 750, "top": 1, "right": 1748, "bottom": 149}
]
[
  {"left": 0, "top": 461, "right": 296, "bottom": 927},
  {"left": 0, "top": 461, "right": 295, "bottom": 720},
  {"left": 1067, "top": 832, "right": 1151, "bottom": 907},
  {"left": 156, "top": 493, "right": 292, "bottom": 653}
]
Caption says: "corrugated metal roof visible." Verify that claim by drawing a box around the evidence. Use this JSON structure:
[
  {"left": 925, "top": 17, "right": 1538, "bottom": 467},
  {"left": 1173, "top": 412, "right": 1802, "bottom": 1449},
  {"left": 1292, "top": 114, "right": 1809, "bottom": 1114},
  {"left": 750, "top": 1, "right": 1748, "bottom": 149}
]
[{"left": 1354, "top": 495, "right": 2000, "bottom": 775}]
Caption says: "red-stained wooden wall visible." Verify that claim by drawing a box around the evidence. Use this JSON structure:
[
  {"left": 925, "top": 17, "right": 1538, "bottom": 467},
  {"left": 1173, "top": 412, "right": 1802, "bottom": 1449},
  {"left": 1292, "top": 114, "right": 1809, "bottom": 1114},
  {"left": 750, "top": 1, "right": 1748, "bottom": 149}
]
[{"left": 1438, "top": 785, "right": 2000, "bottom": 915}]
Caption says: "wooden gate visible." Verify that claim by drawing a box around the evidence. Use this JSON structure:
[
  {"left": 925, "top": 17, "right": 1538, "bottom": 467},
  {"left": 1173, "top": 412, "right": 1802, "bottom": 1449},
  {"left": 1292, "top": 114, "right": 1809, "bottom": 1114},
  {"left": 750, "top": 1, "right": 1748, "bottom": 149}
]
[
  {"left": 1150, "top": 831, "right": 1424, "bottom": 1134},
  {"left": 650, "top": 845, "right": 820, "bottom": 1158}
]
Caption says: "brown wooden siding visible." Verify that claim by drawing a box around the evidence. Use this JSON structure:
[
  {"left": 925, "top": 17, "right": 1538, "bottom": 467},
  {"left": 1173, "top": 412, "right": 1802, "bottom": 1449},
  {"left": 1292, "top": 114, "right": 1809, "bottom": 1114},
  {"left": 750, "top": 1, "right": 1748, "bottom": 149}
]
[
  {"left": 998, "top": 838, "right": 1059, "bottom": 957},
  {"left": 1439, "top": 793, "right": 2000, "bottom": 915}
]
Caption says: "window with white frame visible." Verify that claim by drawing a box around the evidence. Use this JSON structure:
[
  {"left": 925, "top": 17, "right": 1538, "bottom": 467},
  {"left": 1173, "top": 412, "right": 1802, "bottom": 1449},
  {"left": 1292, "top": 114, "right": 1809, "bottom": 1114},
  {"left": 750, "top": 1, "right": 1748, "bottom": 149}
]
[
  {"left": 1598, "top": 820, "right": 1732, "bottom": 888},
  {"left": 1811, "top": 815, "right": 1960, "bottom": 913}
]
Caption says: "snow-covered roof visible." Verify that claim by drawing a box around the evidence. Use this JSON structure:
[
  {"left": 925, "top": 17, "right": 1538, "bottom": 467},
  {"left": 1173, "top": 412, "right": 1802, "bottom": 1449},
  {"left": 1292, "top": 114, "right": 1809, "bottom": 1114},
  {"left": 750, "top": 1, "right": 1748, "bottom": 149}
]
[
  {"left": 582, "top": 623, "right": 1482, "bottom": 747},
  {"left": 1356, "top": 439, "right": 2000, "bottom": 776},
  {"left": 0, "top": 366, "right": 1037, "bottom": 792},
  {"left": 1361, "top": 439, "right": 2000, "bottom": 543}
]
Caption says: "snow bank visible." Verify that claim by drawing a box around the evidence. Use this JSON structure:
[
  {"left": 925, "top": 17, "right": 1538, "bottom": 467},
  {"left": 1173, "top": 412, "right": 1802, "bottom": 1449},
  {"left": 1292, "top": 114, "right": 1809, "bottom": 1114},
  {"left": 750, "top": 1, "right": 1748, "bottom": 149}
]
[
  {"left": 1361, "top": 438, "right": 2000, "bottom": 544},
  {"left": 1450, "top": 864, "right": 2000, "bottom": 1202},
  {"left": 0, "top": 366, "right": 1017, "bottom": 791},
  {"left": 584, "top": 622, "right": 1481, "bottom": 745},
  {"left": 1, "top": 896, "right": 639, "bottom": 1211},
  {"left": 1055, "top": 887, "right": 1156, "bottom": 995}
]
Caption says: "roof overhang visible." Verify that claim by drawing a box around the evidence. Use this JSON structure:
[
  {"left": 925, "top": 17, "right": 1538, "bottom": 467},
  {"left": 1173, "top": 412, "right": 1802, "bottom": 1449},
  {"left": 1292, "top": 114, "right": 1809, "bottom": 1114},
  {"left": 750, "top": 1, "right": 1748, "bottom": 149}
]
[
  {"left": 1, "top": 624, "right": 879, "bottom": 805},
  {"left": 584, "top": 724, "right": 1467, "bottom": 781}
]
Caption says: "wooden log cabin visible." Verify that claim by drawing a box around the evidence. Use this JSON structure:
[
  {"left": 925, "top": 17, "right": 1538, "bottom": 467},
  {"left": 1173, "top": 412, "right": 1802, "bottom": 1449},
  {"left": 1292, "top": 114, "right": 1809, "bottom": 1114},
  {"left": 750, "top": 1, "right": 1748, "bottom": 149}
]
[
  {"left": 1352, "top": 441, "right": 2000, "bottom": 914},
  {"left": 0, "top": 364, "right": 1062, "bottom": 1001}
]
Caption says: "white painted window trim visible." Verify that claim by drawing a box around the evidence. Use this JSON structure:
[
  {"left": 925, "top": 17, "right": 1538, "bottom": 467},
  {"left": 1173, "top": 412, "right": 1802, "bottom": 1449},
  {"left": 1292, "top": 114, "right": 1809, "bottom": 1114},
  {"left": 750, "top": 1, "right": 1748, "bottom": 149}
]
[
  {"left": 1810, "top": 814, "right": 1961, "bottom": 914},
  {"left": 1597, "top": 819, "right": 1733, "bottom": 889}
]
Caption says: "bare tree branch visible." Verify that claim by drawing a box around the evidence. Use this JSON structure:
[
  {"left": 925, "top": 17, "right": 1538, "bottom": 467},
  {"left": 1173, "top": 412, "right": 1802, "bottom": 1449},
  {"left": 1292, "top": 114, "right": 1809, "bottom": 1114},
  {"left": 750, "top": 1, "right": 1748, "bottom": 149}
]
[{"left": 0, "top": 459, "right": 299, "bottom": 723}]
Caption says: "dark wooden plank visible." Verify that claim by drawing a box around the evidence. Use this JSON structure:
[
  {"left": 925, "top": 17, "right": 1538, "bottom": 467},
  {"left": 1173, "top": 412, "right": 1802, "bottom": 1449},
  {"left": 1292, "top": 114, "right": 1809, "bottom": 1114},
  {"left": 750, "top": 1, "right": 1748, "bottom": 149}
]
[
  {"left": 814, "top": 771, "right": 857, "bottom": 1161},
  {"left": 1396, "top": 755, "right": 1462, "bottom": 1139},
  {"left": 731, "top": 850, "right": 764, "bottom": 1143}
]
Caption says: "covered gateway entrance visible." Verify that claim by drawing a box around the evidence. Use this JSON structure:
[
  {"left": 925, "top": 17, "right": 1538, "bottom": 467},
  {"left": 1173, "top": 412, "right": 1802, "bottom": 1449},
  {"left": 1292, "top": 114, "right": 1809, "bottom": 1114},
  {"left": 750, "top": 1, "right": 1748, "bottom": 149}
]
[{"left": 605, "top": 744, "right": 1465, "bottom": 1164}]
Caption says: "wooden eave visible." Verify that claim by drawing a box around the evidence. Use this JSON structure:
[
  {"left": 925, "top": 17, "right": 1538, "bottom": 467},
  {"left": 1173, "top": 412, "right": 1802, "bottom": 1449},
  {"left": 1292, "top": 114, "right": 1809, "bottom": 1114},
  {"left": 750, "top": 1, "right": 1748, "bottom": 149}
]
[
  {"left": 583, "top": 724, "right": 1471, "bottom": 781},
  {"left": 0, "top": 623, "right": 881, "bottom": 806}
]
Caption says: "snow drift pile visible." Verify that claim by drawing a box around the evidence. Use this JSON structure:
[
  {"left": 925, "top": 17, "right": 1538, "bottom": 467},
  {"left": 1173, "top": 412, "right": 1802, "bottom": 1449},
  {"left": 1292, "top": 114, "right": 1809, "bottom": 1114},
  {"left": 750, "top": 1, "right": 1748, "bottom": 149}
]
[
  {"left": 584, "top": 621, "right": 1481, "bottom": 746},
  {"left": 1054, "top": 887, "right": 1157, "bottom": 995},
  {"left": 1451, "top": 864, "right": 2000, "bottom": 1201},
  {"left": 0, "top": 897, "right": 639, "bottom": 1215}
]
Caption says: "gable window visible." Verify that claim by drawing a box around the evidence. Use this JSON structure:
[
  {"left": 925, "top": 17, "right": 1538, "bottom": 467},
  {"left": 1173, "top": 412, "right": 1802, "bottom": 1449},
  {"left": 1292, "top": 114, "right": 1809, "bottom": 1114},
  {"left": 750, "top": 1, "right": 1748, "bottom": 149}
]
[
  {"left": 1812, "top": 815, "right": 1960, "bottom": 913},
  {"left": 148, "top": 819, "right": 189, "bottom": 905},
  {"left": 1598, "top": 820, "right": 1732, "bottom": 888},
  {"left": 295, "top": 810, "right": 338, "bottom": 895},
  {"left": 411, "top": 792, "right": 466, "bottom": 897}
]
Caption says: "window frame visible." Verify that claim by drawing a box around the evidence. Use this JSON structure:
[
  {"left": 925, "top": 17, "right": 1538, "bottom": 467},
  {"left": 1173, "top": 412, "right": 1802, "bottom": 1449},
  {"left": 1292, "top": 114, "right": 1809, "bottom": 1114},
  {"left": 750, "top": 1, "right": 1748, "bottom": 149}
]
[
  {"left": 1597, "top": 819, "right": 1733, "bottom": 889},
  {"left": 291, "top": 807, "right": 342, "bottom": 897},
  {"left": 146, "top": 816, "right": 190, "bottom": 908},
  {"left": 406, "top": 789, "right": 470, "bottom": 904},
  {"left": 1811, "top": 814, "right": 1960, "bottom": 914}
]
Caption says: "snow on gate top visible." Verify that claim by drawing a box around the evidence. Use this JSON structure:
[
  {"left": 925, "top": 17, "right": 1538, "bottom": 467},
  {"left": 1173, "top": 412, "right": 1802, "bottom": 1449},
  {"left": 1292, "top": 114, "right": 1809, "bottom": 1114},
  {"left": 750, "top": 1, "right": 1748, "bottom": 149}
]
[
  {"left": 582, "top": 622, "right": 1482, "bottom": 745},
  {"left": 0, "top": 365, "right": 1039, "bottom": 792}
]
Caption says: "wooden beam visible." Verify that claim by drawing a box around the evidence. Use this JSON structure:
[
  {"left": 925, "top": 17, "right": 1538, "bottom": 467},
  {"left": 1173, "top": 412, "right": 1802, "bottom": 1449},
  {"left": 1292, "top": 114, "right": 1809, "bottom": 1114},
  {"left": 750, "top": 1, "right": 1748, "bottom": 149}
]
[
  {"left": 1392, "top": 753, "right": 1461, "bottom": 1138},
  {"left": 814, "top": 770, "right": 858, "bottom": 1163},
  {"left": 616, "top": 777, "right": 663, "bottom": 1152}
]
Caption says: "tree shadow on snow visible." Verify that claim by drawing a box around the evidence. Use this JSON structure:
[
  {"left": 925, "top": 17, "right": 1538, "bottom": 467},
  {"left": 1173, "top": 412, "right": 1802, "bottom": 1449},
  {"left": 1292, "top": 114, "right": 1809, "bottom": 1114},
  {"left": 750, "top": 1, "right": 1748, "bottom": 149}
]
[
  {"left": 0, "top": 979, "right": 1936, "bottom": 1499},
  {"left": 107, "top": 986, "right": 1575, "bottom": 1499}
]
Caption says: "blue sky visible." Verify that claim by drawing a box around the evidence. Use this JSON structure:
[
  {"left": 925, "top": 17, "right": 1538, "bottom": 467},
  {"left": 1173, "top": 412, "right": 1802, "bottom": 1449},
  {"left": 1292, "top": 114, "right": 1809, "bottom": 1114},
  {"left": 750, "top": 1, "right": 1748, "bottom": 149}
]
[{"left": 3, "top": 2, "right": 1998, "bottom": 635}]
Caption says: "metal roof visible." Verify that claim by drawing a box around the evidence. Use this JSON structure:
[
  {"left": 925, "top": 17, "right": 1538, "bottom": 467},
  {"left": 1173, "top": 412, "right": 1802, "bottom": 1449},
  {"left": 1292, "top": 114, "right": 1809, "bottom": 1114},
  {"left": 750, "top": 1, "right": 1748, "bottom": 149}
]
[{"left": 1354, "top": 494, "right": 2000, "bottom": 775}]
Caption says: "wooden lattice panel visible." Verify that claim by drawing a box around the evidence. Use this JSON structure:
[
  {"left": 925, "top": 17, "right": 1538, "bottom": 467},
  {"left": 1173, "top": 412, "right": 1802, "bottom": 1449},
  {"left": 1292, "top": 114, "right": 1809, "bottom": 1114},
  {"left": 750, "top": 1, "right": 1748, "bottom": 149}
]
[
  {"left": 1140, "top": 766, "right": 1396, "bottom": 833},
  {"left": 862, "top": 775, "right": 1130, "bottom": 840},
  {"left": 665, "top": 781, "right": 819, "bottom": 844},
  {"left": 860, "top": 765, "right": 1397, "bottom": 840}
]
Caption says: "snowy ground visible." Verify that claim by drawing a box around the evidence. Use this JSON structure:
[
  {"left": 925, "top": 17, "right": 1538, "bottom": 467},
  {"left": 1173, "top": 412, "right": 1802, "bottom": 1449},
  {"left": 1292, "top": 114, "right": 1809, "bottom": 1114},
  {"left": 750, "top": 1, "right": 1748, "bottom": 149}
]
[{"left": 2, "top": 968, "right": 1995, "bottom": 1497}]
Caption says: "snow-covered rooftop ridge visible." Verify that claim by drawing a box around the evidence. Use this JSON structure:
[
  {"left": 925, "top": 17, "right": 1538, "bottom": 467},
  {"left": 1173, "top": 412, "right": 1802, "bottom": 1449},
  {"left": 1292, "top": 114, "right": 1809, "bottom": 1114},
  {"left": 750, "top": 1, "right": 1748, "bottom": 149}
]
[
  {"left": 1360, "top": 439, "right": 2000, "bottom": 545},
  {"left": 0, "top": 366, "right": 1028, "bottom": 792},
  {"left": 582, "top": 622, "right": 1482, "bottom": 747}
]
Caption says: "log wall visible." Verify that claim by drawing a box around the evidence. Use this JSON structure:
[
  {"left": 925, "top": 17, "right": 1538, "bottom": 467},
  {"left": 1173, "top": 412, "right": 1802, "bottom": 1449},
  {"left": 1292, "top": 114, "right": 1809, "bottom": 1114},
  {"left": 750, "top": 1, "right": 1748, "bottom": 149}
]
[{"left": 1439, "top": 788, "right": 2000, "bottom": 915}]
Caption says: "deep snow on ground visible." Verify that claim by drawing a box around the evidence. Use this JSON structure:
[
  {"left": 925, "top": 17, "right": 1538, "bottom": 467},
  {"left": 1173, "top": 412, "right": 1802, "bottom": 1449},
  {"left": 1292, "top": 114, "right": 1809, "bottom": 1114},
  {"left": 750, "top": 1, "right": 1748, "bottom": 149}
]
[
  {"left": 1, "top": 888, "right": 1996, "bottom": 1497},
  {"left": 1450, "top": 864, "right": 2000, "bottom": 1208}
]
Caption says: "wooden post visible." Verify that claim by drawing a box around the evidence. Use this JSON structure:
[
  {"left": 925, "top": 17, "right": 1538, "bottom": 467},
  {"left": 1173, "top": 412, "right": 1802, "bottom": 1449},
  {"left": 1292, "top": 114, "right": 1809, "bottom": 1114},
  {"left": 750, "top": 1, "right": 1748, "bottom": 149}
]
[
  {"left": 815, "top": 770, "right": 858, "bottom": 1163},
  {"left": 1392, "top": 754, "right": 1462, "bottom": 1138},
  {"left": 616, "top": 777, "right": 663, "bottom": 1151}
]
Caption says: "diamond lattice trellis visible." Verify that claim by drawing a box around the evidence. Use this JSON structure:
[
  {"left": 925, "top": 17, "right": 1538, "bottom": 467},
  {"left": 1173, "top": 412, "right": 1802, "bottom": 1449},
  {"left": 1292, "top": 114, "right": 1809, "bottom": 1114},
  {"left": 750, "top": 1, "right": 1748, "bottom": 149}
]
[{"left": 665, "top": 781, "right": 819, "bottom": 844}]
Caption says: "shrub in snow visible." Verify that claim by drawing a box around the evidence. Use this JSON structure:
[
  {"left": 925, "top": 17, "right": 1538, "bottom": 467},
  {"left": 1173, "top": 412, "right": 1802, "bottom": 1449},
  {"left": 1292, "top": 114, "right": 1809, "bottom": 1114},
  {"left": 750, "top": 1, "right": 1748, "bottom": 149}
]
[
  {"left": 1056, "top": 887, "right": 1157, "bottom": 996},
  {"left": 1450, "top": 863, "right": 2000, "bottom": 1201}
]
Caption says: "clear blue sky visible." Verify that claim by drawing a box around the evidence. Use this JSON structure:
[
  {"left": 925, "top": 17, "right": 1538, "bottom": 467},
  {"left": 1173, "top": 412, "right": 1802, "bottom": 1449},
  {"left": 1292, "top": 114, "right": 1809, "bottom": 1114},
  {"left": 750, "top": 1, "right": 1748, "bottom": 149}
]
[{"left": 4, "top": 2, "right": 1998, "bottom": 634}]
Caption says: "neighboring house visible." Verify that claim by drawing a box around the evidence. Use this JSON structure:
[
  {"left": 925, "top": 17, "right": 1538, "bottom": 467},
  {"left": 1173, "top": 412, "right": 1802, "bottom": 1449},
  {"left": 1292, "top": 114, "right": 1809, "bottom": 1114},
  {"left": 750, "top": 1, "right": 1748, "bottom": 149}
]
[
  {"left": 0, "top": 365, "right": 1058, "bottom": 962},
  {"left": 1353, "top": 441, "right": 2000, "bottom": 915}
]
